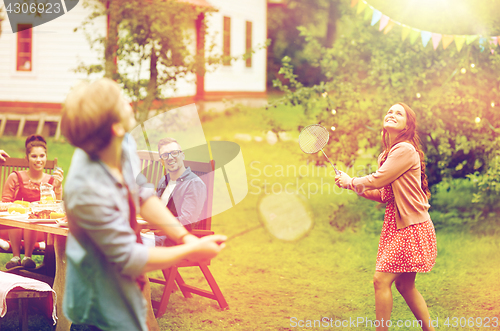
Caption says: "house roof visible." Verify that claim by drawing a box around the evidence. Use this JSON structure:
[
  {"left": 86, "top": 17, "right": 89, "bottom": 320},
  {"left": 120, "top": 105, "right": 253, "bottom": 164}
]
[{"left": 177, "top": 0, "right": 212, "bottom": 7}]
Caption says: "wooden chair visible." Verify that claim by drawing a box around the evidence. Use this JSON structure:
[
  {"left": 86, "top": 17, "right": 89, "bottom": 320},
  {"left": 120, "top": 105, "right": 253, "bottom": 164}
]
[
  {"left": 137, "top": 150, "right": 164, "bottom": 190},
  {"left": 137, "top": 150, "right": 228, "bottom": 318},
  {"left": 0, "top": 157, "right": 58, "bottom": 280}
]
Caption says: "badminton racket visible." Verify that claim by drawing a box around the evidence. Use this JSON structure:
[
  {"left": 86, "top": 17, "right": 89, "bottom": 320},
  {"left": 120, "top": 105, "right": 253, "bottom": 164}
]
[
  {"left": 226, "top": 191, "right": 313, "bottom": 242},
  {"left": 299, "top": 124, "right": 340, "bottom": 175}
]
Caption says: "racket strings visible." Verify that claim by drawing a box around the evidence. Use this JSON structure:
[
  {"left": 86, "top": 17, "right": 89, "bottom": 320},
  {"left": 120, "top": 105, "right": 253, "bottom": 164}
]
[{"left": 299, "top": 125, "right": 329, "bottom": 153}]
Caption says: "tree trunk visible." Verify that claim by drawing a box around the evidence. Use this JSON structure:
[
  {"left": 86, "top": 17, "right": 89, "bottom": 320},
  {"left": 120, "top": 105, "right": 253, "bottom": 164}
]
[
  {"left": 139, "top": 45, "right": 158, "bottom": 124},
  {"left": 324, "top": 0, "right": 340, "bottom": 47},
  {"left": 105, "top": 0, "right": 119, "bottom": 79},
  {"left": 195, "top": 12, "right": 206, "bottom": 100}
]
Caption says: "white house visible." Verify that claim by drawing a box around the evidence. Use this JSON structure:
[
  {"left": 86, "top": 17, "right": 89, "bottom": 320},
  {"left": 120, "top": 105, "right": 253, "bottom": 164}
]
[{"left": 0, "top": 0, "right": 267, "bottom": 137}]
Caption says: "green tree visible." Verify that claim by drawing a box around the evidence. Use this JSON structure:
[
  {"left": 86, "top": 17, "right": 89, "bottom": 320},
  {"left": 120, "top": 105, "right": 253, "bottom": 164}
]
[
  {"left": 77, "top": 0, "right": 219, "bottom": 124},
  {"left": 272, "top": 0, "right": 500, "bottom": 189},
  {"left": 267, "top": 0, "right": 342, "bottom": 88}
]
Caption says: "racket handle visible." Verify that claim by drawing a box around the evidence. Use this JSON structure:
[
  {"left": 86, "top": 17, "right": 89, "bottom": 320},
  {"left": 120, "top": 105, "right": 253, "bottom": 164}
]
[{"left": 320, "top": 149, "right": 340, "bottom": 175}]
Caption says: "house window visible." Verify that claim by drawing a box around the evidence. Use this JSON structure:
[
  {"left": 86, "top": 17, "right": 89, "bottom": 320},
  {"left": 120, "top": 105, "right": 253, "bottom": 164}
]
[
  {"left": 17, "top": 24, "right": 33, "bottom": 71},
  {"left": 223, "top": 16, "right": 231, "bottom": 66},
  {"left": 245, "top": 21, "right": 252, "bottom": 67}
]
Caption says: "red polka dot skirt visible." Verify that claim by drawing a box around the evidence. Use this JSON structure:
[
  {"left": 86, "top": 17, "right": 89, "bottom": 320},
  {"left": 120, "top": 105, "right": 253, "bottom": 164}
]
[{"left": 376, "top": 185, "right": 437, "bottom": 273}]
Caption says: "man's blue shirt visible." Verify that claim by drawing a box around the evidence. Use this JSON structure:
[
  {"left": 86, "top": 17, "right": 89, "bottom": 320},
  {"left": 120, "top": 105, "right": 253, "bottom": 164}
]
[{"left": 63, "top": 134, "right": 152, "bottom": 331}]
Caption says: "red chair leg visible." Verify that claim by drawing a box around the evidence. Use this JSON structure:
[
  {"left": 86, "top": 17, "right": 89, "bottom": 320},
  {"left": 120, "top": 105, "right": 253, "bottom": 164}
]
[
  {"left": 154, "top": 266, "right": 178, "bottom": 318},
  {"left": 174, "top": 271, "right": 193, "bottom": 299},
  {"left": 199, "top": 263, "right": 228, "bottom": 309}
]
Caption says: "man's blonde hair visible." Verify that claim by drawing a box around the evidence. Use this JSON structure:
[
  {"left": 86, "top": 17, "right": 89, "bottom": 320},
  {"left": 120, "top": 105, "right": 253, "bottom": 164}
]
[
  {"left": 157, "top": 137, "right": 181, "bottom": 153},
  {"left": 62, "top": 78, "right": 124, "bottom": 155}
]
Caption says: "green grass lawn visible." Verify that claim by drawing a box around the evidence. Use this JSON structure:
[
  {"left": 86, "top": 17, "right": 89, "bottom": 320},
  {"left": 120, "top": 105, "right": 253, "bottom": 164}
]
[{"left": 1, "top": 107, "right": 499, "bottom": 330}]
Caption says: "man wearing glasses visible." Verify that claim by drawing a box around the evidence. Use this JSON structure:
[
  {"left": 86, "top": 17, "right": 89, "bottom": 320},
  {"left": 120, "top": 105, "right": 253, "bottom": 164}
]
[{"left": 155, "top": 138, "right": 207, "bottom": 246}]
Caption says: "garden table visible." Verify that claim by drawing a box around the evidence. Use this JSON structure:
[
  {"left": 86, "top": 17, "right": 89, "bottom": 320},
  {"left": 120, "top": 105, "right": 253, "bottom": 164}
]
[{"left": 0, "top": 216, "right": 70, "bottom": 331}]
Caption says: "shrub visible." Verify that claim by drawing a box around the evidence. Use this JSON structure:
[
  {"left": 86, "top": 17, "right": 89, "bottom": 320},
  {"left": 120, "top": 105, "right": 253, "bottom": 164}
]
[{"left": 429, "top": 178, "right": 500, "bottom": 233}]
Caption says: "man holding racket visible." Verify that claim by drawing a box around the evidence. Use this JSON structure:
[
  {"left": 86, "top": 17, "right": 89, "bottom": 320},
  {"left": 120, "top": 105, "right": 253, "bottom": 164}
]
[
  {"left": 335, "top": 103, "right": 437, "bottom": 331},
  {"left": 61, "top": 78, "right": 226, "bottom": 331}
]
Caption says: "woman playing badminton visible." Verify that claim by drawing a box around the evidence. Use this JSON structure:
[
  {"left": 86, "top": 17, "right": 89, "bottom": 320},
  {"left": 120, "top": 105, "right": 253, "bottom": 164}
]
[{"left": 335, "top": 103, "right": 437, "bottom": 331}]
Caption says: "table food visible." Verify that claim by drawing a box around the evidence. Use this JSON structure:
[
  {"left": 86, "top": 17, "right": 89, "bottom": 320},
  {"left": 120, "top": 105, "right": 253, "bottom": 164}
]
[
  {"left": 0, "top": 200, "right": 65, "bottom": 222},
  {"left": 0, "top": 202, "right": 12, "bottom": 212},
  {"left": 8, "top": 206, "right": 27, "bottom": 214},
  {"left": 29, "top": 210, "right": 53, "bottom": 219},
  {"left": 28, "top": 209, "right": 65, "bottom": 221},
  {"left": 50, "top": 212, "right": 65, "bottom": 219},
  {"left": 31, "top": 200, "right": 64, "bottom": 211}
]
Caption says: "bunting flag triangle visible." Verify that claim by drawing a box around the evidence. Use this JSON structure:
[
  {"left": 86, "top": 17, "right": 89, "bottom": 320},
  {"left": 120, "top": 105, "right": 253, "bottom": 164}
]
[
  {"left": 409, "top": 28, "right": 420, "bottom": 44},
  {"left": 466, "top": 35, "right": 478, "bottom": 45},
  {"left": 442, "top": 35, "right": 454, "bottom": 49},
  {"left": 455, "top": 35, "right": 466, "bottom": 52},
  {"left": 371, "top": 9, "right": 382, "bottom": 26},
  {"left": 479, "top": 37, "right": 486, "bottom": 52},
  {"left": 379, "top": 15, "right": 390, "bottom": 31},
  {"left": 421, "top": 31, "right": 432, "bottom": 47},
  {"left": 350, "top": 1, "right": 496, "bottom": 53},
  {"left": 364, "top": 6, "right": 374, "bottom": 21},
  {"left": 383, "top": 20, "right": 396, "bottom": 34},
  {"left": 491, "top": 37, "right": 498, "bottom": 54},
  {"left": 401, "top": 25, "right": 411, "bottom": 41},
  {"left": 357, "top": 1, "right": 367, "bottom": 15},
  {"left": 431, "top": 33, "right": 442, "bottom": 50}
]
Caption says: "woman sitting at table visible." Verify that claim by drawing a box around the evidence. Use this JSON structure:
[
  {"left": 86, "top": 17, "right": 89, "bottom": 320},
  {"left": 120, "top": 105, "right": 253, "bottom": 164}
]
[{"left": 1, "top": 135, "right": 64, "bottom": 269}]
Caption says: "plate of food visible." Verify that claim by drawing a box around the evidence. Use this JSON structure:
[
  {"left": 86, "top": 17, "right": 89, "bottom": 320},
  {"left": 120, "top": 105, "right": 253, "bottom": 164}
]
[
  {"left": 3, "top": 204, "right": 29, "bottom": 221},
  {"left": 28, "top": 210, "right": 66, "bottom": 224}
]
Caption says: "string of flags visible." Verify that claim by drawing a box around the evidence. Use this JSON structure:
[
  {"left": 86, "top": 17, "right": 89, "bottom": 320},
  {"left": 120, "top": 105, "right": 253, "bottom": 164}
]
[{"left": 351, "top": 0, "right": 499, "bottom": 53}]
